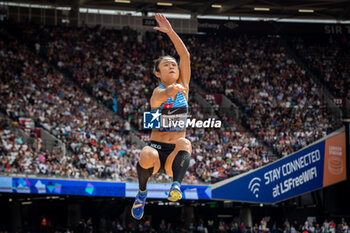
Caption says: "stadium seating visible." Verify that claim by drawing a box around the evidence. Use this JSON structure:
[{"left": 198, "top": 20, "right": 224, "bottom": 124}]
[{"left": 1, "top": 23, "right": 342, "bottom": 183}]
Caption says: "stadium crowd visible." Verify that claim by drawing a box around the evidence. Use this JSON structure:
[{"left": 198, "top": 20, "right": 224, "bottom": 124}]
[
  {"left": 0, "top": 19, "right": 347, "bottom": 233},
  {"left": 1, "top": 214, "right": 349, "bottom": 233},
  {"left": 0, "top": 19, "right": 343, "bottom": 183},
  {"left": 293, "top": 35, "right": 350, "bottom": 99},
  {"left": 0, "top": 115, "right": 47, "bottom": 174},
  {"left": 0, "top": 35, "right": 140, "bottom": 181},
  {"left": 17, "top": 25, "right": 341, "bottom": 157},
  {"left": 188, "top": 105, "right": 271, "bottom": 183},
  {"left": 73, "top": 216, "right": 350, "bottom": 233},
  {"left": 187, "top": 35, "right": 340, "bottom": 156},
  {"left": 0, "top": 29, "right": 272, "bottom": 183}
]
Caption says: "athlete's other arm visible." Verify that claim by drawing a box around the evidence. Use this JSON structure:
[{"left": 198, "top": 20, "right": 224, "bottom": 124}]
[
  {"left": 151, "top": 84, "right": 187, "bottom": 109},
  {"left": 154, "top": 13, "right": 191, "bottom": 89}
]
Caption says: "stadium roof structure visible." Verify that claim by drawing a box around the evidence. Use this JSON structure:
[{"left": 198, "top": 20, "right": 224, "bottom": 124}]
[{"left": 4, "top": 0, "right": 350, "bottom": 21}]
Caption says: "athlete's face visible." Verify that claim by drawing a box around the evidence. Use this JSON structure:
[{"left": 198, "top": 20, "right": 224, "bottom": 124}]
[{"left": 156, "top": 57, "right": 179, "bottom": 84}]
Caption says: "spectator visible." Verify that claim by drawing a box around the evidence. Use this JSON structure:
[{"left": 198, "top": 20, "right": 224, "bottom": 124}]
[{"left": 293, "top": 35, "right": 350, "bottom": 99}]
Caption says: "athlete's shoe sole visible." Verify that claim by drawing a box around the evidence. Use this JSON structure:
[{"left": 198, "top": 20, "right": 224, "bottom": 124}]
[
  {"left": 131, "top": 207, "right": 144, "bottom": 220},
  {"left": 167, "top": 189, "right": 182, "bottom": 202}
]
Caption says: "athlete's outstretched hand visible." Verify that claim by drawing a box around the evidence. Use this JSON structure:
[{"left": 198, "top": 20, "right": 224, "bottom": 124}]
[
  {"left": 154, "top": 13, "right": 173, "bottom": 34},
  {"left": 166, "top": 83, "right": 187, "bottom": 97}
]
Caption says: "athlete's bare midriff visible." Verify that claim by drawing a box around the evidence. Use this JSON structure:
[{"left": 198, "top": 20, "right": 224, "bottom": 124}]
[{"left": 150, "top": 130, "right": 186, "bottom": 144}]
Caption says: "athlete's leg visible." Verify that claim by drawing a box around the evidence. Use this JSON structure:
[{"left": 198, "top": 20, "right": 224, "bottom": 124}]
[
  {"left": 132, "top": 146, "right": 160, "bottom": 220},
  {"left": 138, "top": 146, "right": 161, "bottom": 190},
  {"left": 164, "top": 138, "right": 191, "bottom": 201}
]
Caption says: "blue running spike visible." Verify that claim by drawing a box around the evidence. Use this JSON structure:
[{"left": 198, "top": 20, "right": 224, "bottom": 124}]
[
  {"left": 168, "top": 182, "right": 182, "bottom": 202},
  {"left": 131, "top": 191, "right": 147, "bottom": 220}
]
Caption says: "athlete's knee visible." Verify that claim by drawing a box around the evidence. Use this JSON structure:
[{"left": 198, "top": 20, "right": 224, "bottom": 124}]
[
  {"left": 175, "top": 138, "right": 192, "bottom": 152},
  {"left": 140, "top": 146, "right": 159, "bottom": 168}
]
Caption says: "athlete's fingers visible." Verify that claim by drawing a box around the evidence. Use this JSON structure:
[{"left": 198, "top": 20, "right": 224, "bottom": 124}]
[
  {"left": 160, "top": 14, "right": 166, "bottom": 21},
  {"left": 177, "top": 88, "right": 186, "bottom": 94},
  {"left": 172, "top": 84, "right": 187, "bottom": 95},
  {"left": 174, "top": 84, "right": 185, "bottom": 89},
  {"left": 179, "top": 87, "right": 187, "bottom": 94},
  {"left": 173, "top": 84, "right": 180, "bottom": 91},
  {"left": 178, "top": 87, "right": 186, "bottom": 94},
  {"left": 155, "top": 14, "right": 162, "bottom": 25},
  {"left": 156, "top": 14, "right": 166, "bottom": 24}
]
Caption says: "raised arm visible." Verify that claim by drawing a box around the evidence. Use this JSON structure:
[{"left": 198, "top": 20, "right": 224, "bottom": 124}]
[{"left": 154, "top": 13, "right": 191, "bottom": 89}]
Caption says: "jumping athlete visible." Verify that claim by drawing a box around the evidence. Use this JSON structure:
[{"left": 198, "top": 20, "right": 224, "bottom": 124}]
[{"left": 131, "top": 13, "right": 192, "bottom": 220}]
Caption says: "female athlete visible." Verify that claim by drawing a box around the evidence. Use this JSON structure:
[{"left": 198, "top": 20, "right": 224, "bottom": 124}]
[{"left": 132, "top": 13, "right": 192, "bottom": 220}]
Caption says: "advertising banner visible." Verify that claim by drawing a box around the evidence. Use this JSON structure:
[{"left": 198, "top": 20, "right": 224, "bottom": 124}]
[
  {"left": 323, "top": 132, "right": 346, "bottom": 187},
  {"left": 126, "top": 183, "right": 211, "bottom": 200},
  {"left": 212, "top": 131, "right": 346, "bottom": 203},
  {"left": 10, "top": 177, "right": 126, "bottom": 197},
  {"left": 0, "top": 177, "right": 212, "bottom": 200},
  {"left": 198, "top": 19, "right": 350, "bottom": 35}
]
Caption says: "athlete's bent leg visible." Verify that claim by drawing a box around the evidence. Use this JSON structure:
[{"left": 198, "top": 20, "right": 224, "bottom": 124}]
[
  {"left": 132, "top": 146, "right": 160, "bottom": 220},
  {"left": 165, "top": 138, "right": 192, "bottom": 202},
  {"left": 172, "top": 150, "right": 190, "bottom": 184},
  {"left": 136, "top": 162, "right": 153, "bottom": 191},
  {"left": 168, "top": 150, "right": 190, "bottom": 202},
  {"left": 137, "top": 146, "right": 161, "bottom": 191}
]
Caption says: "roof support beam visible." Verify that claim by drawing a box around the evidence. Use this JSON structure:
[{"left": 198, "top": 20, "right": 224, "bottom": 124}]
[{"left": 221, "top": 0, "right": 254, "bottom": 13}]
